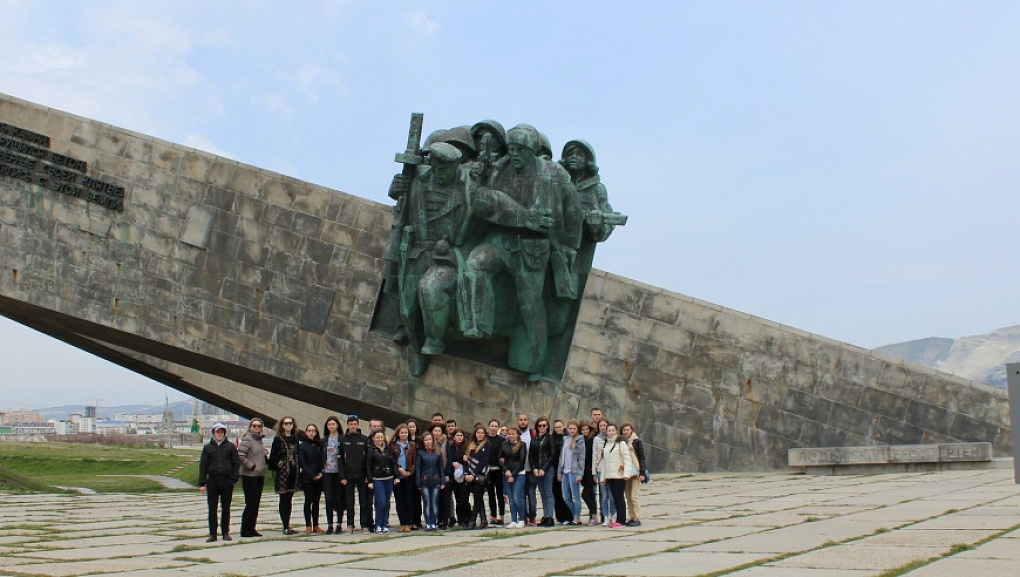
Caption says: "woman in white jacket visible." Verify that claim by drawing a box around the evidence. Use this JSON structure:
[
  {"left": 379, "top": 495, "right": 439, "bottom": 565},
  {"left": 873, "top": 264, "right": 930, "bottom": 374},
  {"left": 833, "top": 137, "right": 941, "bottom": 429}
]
[{"left": 599, "top": 423, "right": 633, "bottom": 528}]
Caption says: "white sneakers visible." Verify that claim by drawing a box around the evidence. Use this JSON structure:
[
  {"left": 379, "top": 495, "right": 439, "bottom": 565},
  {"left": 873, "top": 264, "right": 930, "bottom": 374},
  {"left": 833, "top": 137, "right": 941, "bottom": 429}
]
[{"left": 505, "top": 520, "right": 525, "bottom": 529}]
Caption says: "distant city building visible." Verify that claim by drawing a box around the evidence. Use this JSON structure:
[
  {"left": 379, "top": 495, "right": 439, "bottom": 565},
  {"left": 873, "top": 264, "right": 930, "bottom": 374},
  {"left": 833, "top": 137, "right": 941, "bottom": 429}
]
[
  {"left": 0, "top": 409, "right": 45, "bottom": 425},
  {"left": 85, "top": 405, "right": 97, "bottom": 418}
]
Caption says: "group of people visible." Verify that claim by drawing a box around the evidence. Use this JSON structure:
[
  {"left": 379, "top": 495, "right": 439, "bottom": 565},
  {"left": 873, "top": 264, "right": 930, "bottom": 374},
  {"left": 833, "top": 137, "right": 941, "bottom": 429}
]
[{"left": 196, "top": 408, "right": 649, "bottom": 541}]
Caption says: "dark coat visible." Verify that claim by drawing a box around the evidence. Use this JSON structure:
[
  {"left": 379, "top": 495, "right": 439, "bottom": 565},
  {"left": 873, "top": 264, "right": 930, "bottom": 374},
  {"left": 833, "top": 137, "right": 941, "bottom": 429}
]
[
  {"left": 446, "top": 440, "right": 466, "bottom": 479},
  {"left": 199, "top": 438, "right": 239, "bottom": 486},
  {"left": 341, "top": 430, "right": 369, "bottom": 479},
  {"left": 487, "top": 434, "right": 505, "bottom": 467},
  {"left": 528, "top": 433, "right": 554, "bottom": 471},
  {"left": 298, "top": 437, "right": 324, "bottom": 484},
  {"left": 499, "top": 440, "right": 527, "bottom": 477},
  {"left": 416, "top": 450, "right": 445, "bottom": 488},
  {"left": 367, "top": 443, "right": 397, "bottom": 479},
  {"left": 465, "top": 443, "right": 491, "bottom": 480},
  {"left": 268, "top": 433, "right": 301, "bottom": 493}
]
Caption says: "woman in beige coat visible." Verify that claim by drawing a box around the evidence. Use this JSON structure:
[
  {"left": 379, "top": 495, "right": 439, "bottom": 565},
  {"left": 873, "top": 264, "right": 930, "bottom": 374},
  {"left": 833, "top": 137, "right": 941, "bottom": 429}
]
[{"left": 599, "top": 423, "right": 633, "bottom": 528}]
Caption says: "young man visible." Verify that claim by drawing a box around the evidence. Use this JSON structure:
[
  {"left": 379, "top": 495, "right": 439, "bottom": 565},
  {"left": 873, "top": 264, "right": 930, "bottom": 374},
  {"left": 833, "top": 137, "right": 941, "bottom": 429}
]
[
  {"left": 516, "top": 413, "right": 535, "bottom": 525},
  {"left": 199, "top": 422, "right": 239, "bottom": 542},
  {"left": 341, "top": 415, "right": 373, "bottom": 532}
]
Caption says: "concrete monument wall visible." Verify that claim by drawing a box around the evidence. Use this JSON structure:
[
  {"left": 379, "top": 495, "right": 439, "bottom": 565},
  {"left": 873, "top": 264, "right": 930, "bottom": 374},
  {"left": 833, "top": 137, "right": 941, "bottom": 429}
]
[{"left": 0, "top": 93, "right": 1008, "bottom": 471}]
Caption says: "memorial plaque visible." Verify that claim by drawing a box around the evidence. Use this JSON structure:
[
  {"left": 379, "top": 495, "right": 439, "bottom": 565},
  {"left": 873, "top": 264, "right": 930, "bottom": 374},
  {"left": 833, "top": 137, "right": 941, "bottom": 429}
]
[
  {"left": 938, "top": 442, "right": 992, "bottom": 462},
  {"left": 889, "top": 444, "right": 940, "bottom": 463}
]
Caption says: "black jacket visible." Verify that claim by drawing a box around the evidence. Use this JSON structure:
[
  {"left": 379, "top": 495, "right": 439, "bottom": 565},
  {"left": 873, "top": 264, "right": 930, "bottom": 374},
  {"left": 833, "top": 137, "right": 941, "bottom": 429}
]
[
  {"left": 551, "top": 432, "right": 564, "bottom": 475},
  {"left": 528, "top": 433, "right": 554, "bottom": 471},
  {"left": 199, "top": 438, "right": 239, "bottom": 486},
  {"left": 341, "top": 430, "right": 369, "bottom": 479},
  {"left": 367, "top": 444, "right": 397, "bottom": 479},
  {"left": 298, "top": 437, "right": 324, "bottom": 483},
  {"left": 446, "top": 440, "right": 466, "bottom": 479},
  {"left": 499, "top": 440, "right": 528, "bottom": 477},
  {"left": 631, "top": 437, "right": 649, "bottom": 479},
  {"left": 465, "top": 443, "right": 491, "bottom": 479},
  {"left": 487, "top": 434, "right": 505, "bottom": 467}
]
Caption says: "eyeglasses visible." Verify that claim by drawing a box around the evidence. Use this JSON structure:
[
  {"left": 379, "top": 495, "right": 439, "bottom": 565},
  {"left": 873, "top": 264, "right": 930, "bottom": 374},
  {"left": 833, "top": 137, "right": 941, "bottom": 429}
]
[
  {"left": 538, "top": 424, "right": 548, "bottom": 428},
  {"left": 282, "top": 421, "right": 294, "bottom": 426},
  {"left": 251, "top": 424, "right": 262, "bottom": 429}
]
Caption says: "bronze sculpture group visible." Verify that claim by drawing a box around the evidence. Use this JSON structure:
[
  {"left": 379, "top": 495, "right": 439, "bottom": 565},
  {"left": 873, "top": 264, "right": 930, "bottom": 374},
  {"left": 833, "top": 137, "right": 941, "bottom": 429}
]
[{"left": 378, "top": 116, "right": 625, "bottom": 380}]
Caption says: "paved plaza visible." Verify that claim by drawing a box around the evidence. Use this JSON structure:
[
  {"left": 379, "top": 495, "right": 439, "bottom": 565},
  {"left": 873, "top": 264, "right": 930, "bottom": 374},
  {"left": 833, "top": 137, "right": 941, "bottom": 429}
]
[{"left": 2, "top": 469, "right": 1020, "bottom": 576}]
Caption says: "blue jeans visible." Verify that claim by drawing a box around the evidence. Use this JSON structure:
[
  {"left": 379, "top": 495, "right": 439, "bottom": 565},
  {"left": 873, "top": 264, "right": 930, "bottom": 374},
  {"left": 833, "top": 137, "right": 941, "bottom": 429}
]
[
  {"left": 505, "top": 474, "right": 526, "bottom": 523},
  {"left": 598, "top": 473, "right": 616, "bottom": 520},
  {"left": 372, "top": 478, "right": 393, "bottom": 530},
  {"left": 561, "top": 472, "right": 582, "bottom": 520},
  {"left": 534, "top": 467, "right": 555, "bottom": 518},
  {"left": 421, "top": 485, "right": 439, "bottom": 527}
]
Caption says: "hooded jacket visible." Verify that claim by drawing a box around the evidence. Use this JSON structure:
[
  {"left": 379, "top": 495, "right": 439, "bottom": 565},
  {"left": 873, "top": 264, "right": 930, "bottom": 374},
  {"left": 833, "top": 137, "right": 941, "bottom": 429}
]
[{"left": 199, "top": 434, "right": 239, "bottom": 485}]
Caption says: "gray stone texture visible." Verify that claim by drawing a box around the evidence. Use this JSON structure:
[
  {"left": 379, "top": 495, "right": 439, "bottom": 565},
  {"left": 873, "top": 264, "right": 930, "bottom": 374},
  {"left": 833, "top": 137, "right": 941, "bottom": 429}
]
[{"left": 0, "top": 92, "right": 1010, "bottom": 471}]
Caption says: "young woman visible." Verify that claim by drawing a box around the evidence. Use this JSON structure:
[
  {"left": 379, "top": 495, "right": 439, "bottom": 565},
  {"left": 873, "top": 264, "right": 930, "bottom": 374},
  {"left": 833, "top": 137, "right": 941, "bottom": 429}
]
[
  {"left": 367, "top": 429, "right": 397, "bottom": 533},
  {"left": 591, "top": 418, "right": 615, "bottom": 526},
  {"left": 485, "top": 419, "right": 506, "bottom": 526},
  {"left": 429, "top": 424, "right": 451, "bottom": 529},
  {"left": 321, "top": 416, "right": 346, "bottom": 534},
  {"left": 600, "top": 423, "right": 633, "bottom": 528},
  {"left": 499, "top": 426, "right": 528, "bottom": 528},
  {"left": 621, "top": 423, "right": 647, "bottom": 527},
  {"left": 528, "top": 417, "right": 555, "bottom": 527},
  {"left": 390, "top": 424, "right": 418, "bottom": 533},
  {"left": 268, "top": 416, "right": 301, "bottom": 535},
  {"left": 406, "top": 419, "right": 423, "bottom": 530},
  {"left": 557, "top": 419, "right": 585, "bottom": 526},
  {"left": 446, "top": 427, "right": 468, "bottom": 527},
  {"left": 464, "top": 425, "right": 491, "bottom": 529},
  {"left": 298, "top": 423, "right": 324, "bottom": 533},
  {"left": 416, "top": 432, "right": 445, "bottom": 531},
  {"left": 237, "top": 419, "right": 268, "bottom": 538},
  {"left": 579, "top": 421, "right": 599, "bottom": 525}
]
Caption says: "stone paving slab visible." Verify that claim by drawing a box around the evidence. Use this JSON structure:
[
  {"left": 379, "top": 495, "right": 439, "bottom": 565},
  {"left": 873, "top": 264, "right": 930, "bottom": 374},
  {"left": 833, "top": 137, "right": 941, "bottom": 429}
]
[
  {"left": 3, "top": 469, "right": 1020, "bottom": 576},
  {"left": 863, "top": 528, "right": 1000, "bottom": 547},
  {"left": 770, "top": 543, "right": 947, "bottom": 571},
  {"left": 0, "top": 557, "right": 191, "bottom": 577},
  {"left": 725, "top": 567, "right": 876, "bottom": 576},
  {"left": 574, "top": 551, "right": 771, "bottom": 576},
  {"left": 906, "top": 557, "right": 1020, "bottom": 576}
]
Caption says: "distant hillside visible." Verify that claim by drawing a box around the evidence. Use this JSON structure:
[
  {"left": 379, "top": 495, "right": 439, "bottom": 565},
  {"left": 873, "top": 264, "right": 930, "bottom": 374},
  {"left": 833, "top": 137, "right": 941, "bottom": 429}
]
[{"left": 875, "top": 325, "right": 1020, "bottom": 389}]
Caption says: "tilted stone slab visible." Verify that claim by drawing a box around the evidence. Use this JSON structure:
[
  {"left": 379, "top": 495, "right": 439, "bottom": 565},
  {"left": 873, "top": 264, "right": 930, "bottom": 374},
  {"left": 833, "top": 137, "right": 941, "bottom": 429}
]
[
  {"left": 0, "top": 91, "right": 1011, "bottom": 473},
  {"left": 789, "top": 442, "right": 992, "bottom": 467}
]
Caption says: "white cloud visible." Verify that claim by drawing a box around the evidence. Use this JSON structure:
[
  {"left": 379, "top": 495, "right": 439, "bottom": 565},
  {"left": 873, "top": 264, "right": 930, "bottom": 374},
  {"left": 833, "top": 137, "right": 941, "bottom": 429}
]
[
  {"left": 206, "top": 93, "right": 225, "bottom": 115},
  {"left": 404, "top": 9, "right": 439, "bottom": 35},
  {"left": 296, "top": 63, "right": 345, "bottom": 101},
  {"left": 262, "top": 93, "right": 292, "bottom": 117},
  {"left": 183, "top": 134, "right": 237, "bottom": 159}
]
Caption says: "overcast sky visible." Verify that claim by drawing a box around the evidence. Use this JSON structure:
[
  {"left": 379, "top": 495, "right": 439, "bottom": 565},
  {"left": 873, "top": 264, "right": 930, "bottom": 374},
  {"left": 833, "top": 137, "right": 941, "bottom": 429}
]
[{"left": 1, "top": 1, "right": 1018, "bottom": 409}]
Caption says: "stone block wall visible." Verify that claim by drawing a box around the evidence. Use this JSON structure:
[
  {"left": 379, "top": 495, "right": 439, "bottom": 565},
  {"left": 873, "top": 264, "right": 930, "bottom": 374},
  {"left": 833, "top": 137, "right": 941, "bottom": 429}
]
[{"left": 0, "top": 92, "right": 1009, "bottom": 471}]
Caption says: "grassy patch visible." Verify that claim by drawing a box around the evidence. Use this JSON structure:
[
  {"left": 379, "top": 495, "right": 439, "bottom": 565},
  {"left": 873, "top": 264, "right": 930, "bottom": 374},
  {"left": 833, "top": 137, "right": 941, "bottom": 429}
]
[
  {"left": 0, "top": 441, "right": 198, "bottom": 493},
  {"left": 0, "top": 463, "right": 61, "bottom": 492}
]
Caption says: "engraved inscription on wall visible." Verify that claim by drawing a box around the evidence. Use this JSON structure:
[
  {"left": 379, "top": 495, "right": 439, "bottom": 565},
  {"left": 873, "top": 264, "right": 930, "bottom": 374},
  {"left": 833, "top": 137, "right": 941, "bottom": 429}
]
[{"left": 0, "top": 122, "right": 125, "bottom": 212}]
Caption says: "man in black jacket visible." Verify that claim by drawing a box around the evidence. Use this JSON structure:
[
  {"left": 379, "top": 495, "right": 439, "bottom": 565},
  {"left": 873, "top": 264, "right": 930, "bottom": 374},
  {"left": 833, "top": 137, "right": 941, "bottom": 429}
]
[
  {"left": 198, "top": 423, "right": 239, "bottom": 542},
  {"left": 341, "top": 416, "right": 373, "bottom": 532}
]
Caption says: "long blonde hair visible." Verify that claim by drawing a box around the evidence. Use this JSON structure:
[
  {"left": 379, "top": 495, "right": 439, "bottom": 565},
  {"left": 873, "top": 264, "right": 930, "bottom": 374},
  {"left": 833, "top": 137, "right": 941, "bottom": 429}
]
[{"left": 567, "top": 419, "right": 581, "bottom": 449}]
